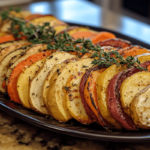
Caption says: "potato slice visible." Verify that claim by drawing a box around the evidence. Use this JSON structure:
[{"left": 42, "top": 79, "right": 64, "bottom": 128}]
[
  {"left": 66, "top": 72, "right": 93, "bottom": 125},
  {"left": 47, "top": 58, "right": 94, "bottom": 122},
  {"left": 43, "top": 58, "right": 77, "bottom": 108},
  {"left": 0, "top": 43, "right": 31, "bottom": 63},
  {"left": 42, "top": 63, "right": 66, "bottom": 108},
  {"left": 130, "top": 85, "right": 150, "bottom": 129},
  {"left": 29, "top": 51, "right": 77, "bottom": 115},
  {"left": 17, "top": 58, "right": 46, "bottom": 109},
  {"left": 5, "top": 44, "right": 48, "bottom": 86},
  {"left": 0, "top": 45, "right": 32, "bottom": 93},
  {"left": 0, "top": 40, "right": 28, "bottom": 49},
  {"left": 96, "top": 64, "right": 125, "bottom": 129},
  {"left": 68, "top": 27, "right": 97, "bottom": 36},
  {"left": 53, "top": 25, "right": 68, "bottom": 34},
  {"left": 135, "top": 53, "right": 150, "bottom": 63},
  {"left": 30, "top": 15, "right": 65, "bottom": 27},
  {"left": 120, "top": 72, "right": 150, "bottom": 116}
]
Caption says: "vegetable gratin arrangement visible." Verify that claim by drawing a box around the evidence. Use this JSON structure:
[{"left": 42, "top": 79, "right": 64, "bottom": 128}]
[{"left": 0, "top": 7, "right": 150, "bottom": 131}]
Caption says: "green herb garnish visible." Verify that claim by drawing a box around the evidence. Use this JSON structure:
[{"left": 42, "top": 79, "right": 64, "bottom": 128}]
[{"left": 0, "top": 8, "right": 147, "bottom": 71}]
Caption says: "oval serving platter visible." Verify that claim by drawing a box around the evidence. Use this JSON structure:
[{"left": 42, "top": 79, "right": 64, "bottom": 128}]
[{"left": 0, "top": 24, "right": 150, "bottom": 142}]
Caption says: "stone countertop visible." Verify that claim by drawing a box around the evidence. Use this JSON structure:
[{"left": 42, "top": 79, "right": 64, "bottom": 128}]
[{"left": 0, "top": 109, "right": 150, "bottom": 150}]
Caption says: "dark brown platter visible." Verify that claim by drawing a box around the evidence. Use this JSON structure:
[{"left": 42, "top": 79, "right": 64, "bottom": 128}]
[{"left": 0, "top": 23, "right": 150, "bottom": 142}]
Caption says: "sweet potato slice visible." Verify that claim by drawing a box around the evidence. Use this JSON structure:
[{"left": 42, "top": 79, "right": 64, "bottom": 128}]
[
  {"left": 7, "top": 51, "right": 52, "bottom": 104},
  {"left": 96, "top": 64, "right": 126, "bottom": 129},
  {"left": 118, "top": 46, "right": 150, "bottom": 58},
  {"left": 0, "top": 35, "right": 15, "bottom": 44},
  {"left": 71, "top": 31, "right": 97, "bottom": 40},
  {"left": 83, "top": 68, "right": 112, "bottom": 127},
  {"left": 91, "top": 32, "right": 116, "bottom": 44},
  {"left": 96, "top": 38, "right": 132, "bottom": 48},
  {"left": 107, "top": 61, "right": 150, "bottom": 130},
  {"left": 130, "top": 85, "right": 150, "bottom": 129},
  {"left": 17, "top": 58, "right": 46, "bottom": 109},
  {"left": 80, "top": 67, "right": 102, "bottom": 123}
]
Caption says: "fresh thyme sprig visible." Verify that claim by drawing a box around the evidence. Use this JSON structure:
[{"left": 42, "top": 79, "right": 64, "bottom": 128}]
[{"left": 0, "top": 8, "right": 147, "bottom": 71}]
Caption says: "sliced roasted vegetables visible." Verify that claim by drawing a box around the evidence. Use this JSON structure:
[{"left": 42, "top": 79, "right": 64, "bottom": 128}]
[
  {"left": 47, "top": 58, "right": 92, "bottom": 122},
  {"left": 2, "top": 9, "right": 150, "bottom": 131},
  {"left": 0, "top": 34, "right": 15, "bottom": 44},
  {"left": 29, "top": 51, "right": 77, "bottom": 115},
  {"left": 118, "top": 46, "right": 150, "bottom": 58},
  {"left": 0, "top": 45, "right": 32, "bottom": 93},
  {"left": 107, "top": 61, "right": 150, "bottom": 130},
  {"left": 96, "top": 64, "right": 126, "bottom": 129},
  {"left": 5, "top": 44, "right": 49, "bottom": 86},
  {"left": 91, "top": 32, "right": 116, "bottom": 44},
  {"left": 97, "top": 38, "right": 132, "bottom": 48},
  {"left": 120, "top": 71, "right": 150, "bottom": 116},
  {"left": 0, "top": 40, "right": 28, "bottom": 49},
  {"left": 7, "top": 51, "right": 52, "bottom": 104},
  {"left": 130, "top": 85, "right": 150, "bottom": 129},
  {"left": 17, "top": 58, "right": 46, "bottom": 109},
  {"left": 84, "top": 68, "right": 107, "bottom": 124}
]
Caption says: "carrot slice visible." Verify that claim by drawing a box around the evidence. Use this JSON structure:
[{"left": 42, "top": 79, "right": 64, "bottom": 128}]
[
  {"left": 91, "top": 32, "right": 116, "bottom": 44},
  {"left": 7, "top": 50, "right": 53, "bottom": 104},
  {"left": 84, "top": 68, "right": 106, "bottom": 124},
  {"left": 0, "top": 35, "right": 15, "bottom": 44},
  {"left": 71, "top": 31, "right": 97, "bottom": 40}
]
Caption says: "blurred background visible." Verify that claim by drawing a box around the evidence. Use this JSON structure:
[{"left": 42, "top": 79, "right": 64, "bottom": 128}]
[{"left": 0, "top": 0, "right": 150, "bottom": 44}]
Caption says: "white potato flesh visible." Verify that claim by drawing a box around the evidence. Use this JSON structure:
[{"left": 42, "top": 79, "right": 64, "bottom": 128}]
[
  {"left": 47, "top": 58, "right": 94, "bottom": 122},
  {"left": 120, "top": 72, "right": 150, "bottom": 116},
  {"left": 29, "top": 51, "right": 76, "bottom": 115},
  {"left": 130, "top": 85, "right": 150, "bottom": 129},
  {"left": 42, "top": 63, "right": 66, "bottom": 107}
]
